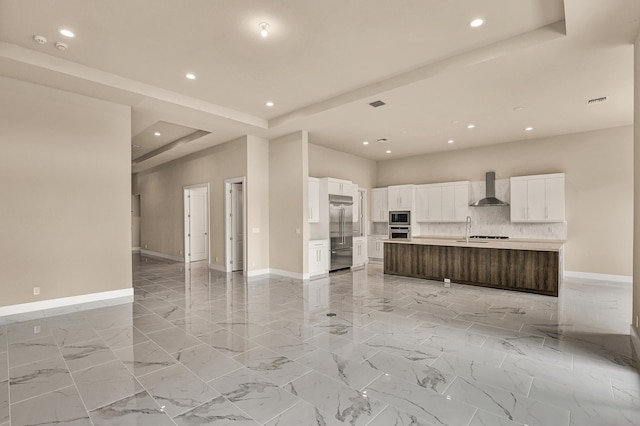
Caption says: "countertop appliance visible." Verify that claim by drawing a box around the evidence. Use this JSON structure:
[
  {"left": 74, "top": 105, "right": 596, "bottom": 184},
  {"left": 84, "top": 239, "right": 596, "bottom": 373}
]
[
  {"left": 389, "top": 226, "right": 411, "bottom": 239},
  {"left": 389, "top": 210, "right": 410, "bottom": 225},
  {"left": 329, "top": 194, "right": 353, "bottom": 271}
]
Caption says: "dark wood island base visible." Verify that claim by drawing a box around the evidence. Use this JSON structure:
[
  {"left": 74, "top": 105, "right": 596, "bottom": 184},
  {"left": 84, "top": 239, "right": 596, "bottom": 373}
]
[{"left": 384, "top": 242, "right": 562, "bottom": 296}]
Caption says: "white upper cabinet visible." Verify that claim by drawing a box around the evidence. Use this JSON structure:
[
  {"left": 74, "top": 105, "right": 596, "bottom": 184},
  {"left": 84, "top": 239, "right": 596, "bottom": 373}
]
[
  {"left": 327, "top": 178, "right": 352, "bottom": 196},
  {"left": 349, "top": 183, "right": 359, "bottom": 223},
  {"left": 308, "top": 177, "right": 320, "bottom": 223},
  {"left": 388, "top": 185, "right": 414, "bottom": 210},
  {"left": 510, "top": 173, "right": 565, "bottom": 222},
  {"left": 371, "top": 188, "right": 388, "bottom": 222},
  {"left": 415, "top": 181, "right": 468, "bottom": 222}
]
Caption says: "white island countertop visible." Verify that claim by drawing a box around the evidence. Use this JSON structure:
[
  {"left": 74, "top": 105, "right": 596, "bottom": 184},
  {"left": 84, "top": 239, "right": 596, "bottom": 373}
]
[{"left": 383, "top": 235, "right": 565, "bottom": 252}]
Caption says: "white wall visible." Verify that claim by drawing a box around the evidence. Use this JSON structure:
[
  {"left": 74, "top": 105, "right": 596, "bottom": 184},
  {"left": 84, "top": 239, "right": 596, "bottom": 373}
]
[
  {"left": 633, "top": 31, "right": 640, "bottom": 338},
  {"left": 377, "top": 126, "right": 634, "bottom": 277},
  {"left": 0, "top": 77, "right": 132, "bottom": 307}
]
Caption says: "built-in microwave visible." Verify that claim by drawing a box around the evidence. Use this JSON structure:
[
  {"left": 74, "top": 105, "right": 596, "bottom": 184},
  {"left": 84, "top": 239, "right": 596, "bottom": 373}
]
[
  {"left": 389, "top": 226, "right": 411, "bottom": 239},
  {"left": 389, "top": 210, "right": 410, "bottom": 225}
]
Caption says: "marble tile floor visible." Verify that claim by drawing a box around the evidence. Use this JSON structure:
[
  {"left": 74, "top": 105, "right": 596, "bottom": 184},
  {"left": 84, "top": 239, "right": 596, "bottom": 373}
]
[{"left": 0, "top": 255, "right": 638, "bottom": 425}]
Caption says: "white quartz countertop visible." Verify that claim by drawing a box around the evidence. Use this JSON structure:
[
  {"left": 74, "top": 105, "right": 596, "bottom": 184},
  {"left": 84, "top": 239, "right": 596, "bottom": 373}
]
[{"left": 383, "top": 235, "right": 564, "bottom": 252}]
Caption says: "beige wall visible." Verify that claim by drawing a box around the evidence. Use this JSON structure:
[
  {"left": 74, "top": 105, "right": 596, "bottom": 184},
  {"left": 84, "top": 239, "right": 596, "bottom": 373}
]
[
  {"left": 269, "top": 131, "right": 309, "bottom": 275},
  {"left": 377, "top": 126, "right": 634, "bottom": 277},
  {"left": 137, "top": 137, "right": 248, "bottom": 268},
  {"left": 246, "top": 135, "right": 270, "bottom": 272},
  {"left": 309, "top": 143, "right": 377, "bottom": 189},
  {"left": 309, "top": 143, "right": 377, "bottom": 220},
  {"left": 0, "top": 77, "right": 132, "bottom": 307},
  {"left": 633, "top": 33, "right": 639, "bottom": 337}
]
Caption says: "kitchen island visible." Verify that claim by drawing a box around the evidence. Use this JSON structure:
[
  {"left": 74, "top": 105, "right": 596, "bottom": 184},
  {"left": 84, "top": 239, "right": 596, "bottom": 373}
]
[{"left": 384, "top": 237, "right": 564, "bottom": 296}]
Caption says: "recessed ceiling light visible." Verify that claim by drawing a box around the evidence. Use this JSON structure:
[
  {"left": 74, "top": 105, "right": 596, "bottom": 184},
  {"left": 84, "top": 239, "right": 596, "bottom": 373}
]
[
  {"left": 54, "top": 42, "right": 68, "bottom": 51},
  {"left": 59, "top": 28, "right": 75, "bottom": 38},
  {"left": 185, "top": 73, "right": 196, "bottom": 80},
  {"left": 265, "top": 101, "right": 274, "bottom": 107},
  {"left": 363, "top": 141, "right": 369, "bottom": 145},
  {"left": 154, "top": 132, "right": 161, "bottom": 136},
  {"left": 259, "top": 22, "right": 270, "bottom": 38},
  {"left": 525, "top": 127, "right": 533, "bottom": 131},
  {"left": 467, "top": 124, "right": 475, "bottom": 129},
  {"left": 448, "top": 140, "right": 454, "bottom": 144},
  {"left": 386, "top": 150, "right": 391, "bottom": 154},
  {"left": 469, "top": 18, "right": 485, "bottom": 28},
  {"left": 513, "top": 107, "right": 524, "bottom": 112}
]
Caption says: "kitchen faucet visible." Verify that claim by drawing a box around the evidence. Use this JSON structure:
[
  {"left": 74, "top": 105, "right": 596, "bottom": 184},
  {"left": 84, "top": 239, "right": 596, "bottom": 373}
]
[{"left": 465, "top": 216, "right": 472, "bottom": 243}]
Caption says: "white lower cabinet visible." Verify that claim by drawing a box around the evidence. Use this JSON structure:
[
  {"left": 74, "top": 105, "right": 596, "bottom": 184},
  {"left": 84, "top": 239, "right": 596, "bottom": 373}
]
[
  {"left": 353, "top": 237, "right": 367, "bottom": 267},
  {"left": 367, "top": 235, "right": 386, "bottom": 260},
  {"left": 309, "top": 240, "right": 329, "bottom": 277}
]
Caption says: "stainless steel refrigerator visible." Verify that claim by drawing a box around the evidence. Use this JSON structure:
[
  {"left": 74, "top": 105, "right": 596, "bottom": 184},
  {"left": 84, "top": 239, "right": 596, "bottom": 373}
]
[{"left": 329, "top": 194, "right": 353, "bottom": 271}]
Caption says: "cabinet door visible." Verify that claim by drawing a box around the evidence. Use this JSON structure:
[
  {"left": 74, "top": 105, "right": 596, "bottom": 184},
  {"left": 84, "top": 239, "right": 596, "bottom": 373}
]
[
  {"left": 426, "top": 186, "right": 442, "bottom": 221},
  {"left": 308, "top": 178, "right": 320, "bottom": 223},
  {"left": 510, "top": 179, "right": 528, "bottom": 221},
  {"left": 441, "top": 186, "right": 455, "bottom": 221},
  {"left": 309, "top": 247, "right": 320, "bottom": 275},
  {"left": 371, "top": 189, "right": 388, "bottom": 222},
  {"left": 545, "top": 177, "right": 565, "bottom": 221},
  {"left": 415, "top": 186, "right": 429, "bottom": 222},
  {"left": 398, "top": 186, "right": 414, "bottom": 209},
  {"left": 387, "top": 187, "right": 400, "bottom": 210},
  {"left": 367, "top": 238, "right": 377, "bottom": 258},
  {"left": 351, "top": 184, "right": 359, "bottom": 223},
  {"left": 527, "top": 179, "right": 546, "bottom": 220},
  {"left": 453, "top": 184, "right": 469, "bottom": 221}
]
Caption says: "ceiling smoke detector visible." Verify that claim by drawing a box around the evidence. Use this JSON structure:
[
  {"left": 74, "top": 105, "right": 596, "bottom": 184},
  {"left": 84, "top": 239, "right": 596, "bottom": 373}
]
[
  {"left": 33, "top": 35, "right": 47, "bottom": 45},
  {"left": 54, "top": 42, "right": 68, "bottom": 51},
  {"left": 586, "top": 96, "right": 608, "bottom": 105},
  {"left": 369, "top": 100, "right": 386, "bottom": 108}
]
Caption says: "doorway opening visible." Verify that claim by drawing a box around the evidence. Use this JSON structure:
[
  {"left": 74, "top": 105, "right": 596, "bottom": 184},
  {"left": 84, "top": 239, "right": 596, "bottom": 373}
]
[
  {"left": 225, "top": 177, "right": 246, "bottom": 273},
  {"left": 183, "top": 184, "right": 210, "bottom": 263}
]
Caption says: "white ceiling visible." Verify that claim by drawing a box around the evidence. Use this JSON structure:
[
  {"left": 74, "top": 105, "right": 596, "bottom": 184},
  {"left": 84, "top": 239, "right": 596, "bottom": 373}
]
[{"left": 0, "top": 0, "right": 638, "bottom": 172}]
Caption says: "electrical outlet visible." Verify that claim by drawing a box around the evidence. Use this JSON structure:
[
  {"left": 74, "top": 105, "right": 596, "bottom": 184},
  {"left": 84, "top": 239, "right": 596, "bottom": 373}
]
[
  {"left": 144, "top": 244, "right": 148, "bottom": 249},
  {"left": 215, "top": 257, "right": 219, "bottom": 262},
  {"left": 33, "top": 287, "right": 40, "bottom": 296},
  {"left": 636, "top": 315, "right": 639, "bottom": 328},
  {"left": 33, "top": 325, "right": 41, "bottom": 334},
  {"left": 444, "top": 278, "right": 451, "bottom": 288},
  {"left": 179, "top": 249, "right": 182, "bottom": 255}
]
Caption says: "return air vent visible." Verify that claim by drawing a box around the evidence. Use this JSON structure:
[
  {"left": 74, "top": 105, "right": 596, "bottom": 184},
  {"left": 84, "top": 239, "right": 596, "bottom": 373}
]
[
  {"left": 586, "top": 96, "right": 608, "bottom": 105},
  {"left": 369, "top": 100, "right": 386, "bottom": 108}
]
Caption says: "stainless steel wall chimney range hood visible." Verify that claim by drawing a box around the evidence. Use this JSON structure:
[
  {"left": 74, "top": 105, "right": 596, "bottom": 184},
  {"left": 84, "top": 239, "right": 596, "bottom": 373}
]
[{"left": 470, "top": 171, "right": 509, "bottom": 207}]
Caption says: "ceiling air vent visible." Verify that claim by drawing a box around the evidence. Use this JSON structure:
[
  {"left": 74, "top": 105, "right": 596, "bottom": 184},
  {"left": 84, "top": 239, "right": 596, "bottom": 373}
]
[
  {"left": 586, "top": 96, "right": 608, "bottom": 105},
  {"left": 369, "top": 100, "right": 386, "bottom": 108}
]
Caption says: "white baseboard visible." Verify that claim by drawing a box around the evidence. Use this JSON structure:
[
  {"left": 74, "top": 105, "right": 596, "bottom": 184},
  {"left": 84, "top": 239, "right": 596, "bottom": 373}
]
[
  {"left": 246, "top": 268, "right": 271, "bottom": 277},
  {"left": 208, "top": 263, "right": 227, "bottom": 273},
  {"left": 631, "top": 326, "right": 640, "bottom": 361},
  {"left": 132, "top": 247, "right": 141, "bottom": 253},
  {"left": 269, "top": 269, "right": 305, "bottom": 280},
  {"left": 140, "top": 249, "right": 184, "bottom": 262},
  {"left": 0, "top": 288, "right": 134, "bottom": 317},
  {"left": 564, "top": 271, "right": 632, "bottom": 283}
]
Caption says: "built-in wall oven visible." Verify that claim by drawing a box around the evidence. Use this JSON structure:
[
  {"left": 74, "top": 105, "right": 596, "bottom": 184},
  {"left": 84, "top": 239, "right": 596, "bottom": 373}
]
[
  {"left": 389, "top": 210, "right": 410, "bottom": 225},
  {"left": 389, "top": 226, "right": 411, "bottom": 239}
]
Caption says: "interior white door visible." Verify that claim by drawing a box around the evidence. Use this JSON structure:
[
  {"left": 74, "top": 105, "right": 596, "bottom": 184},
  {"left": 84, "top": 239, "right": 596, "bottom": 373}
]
[
  {"left": 231, "top": 183, "right": 244, "bottom": 271},
  {"left": 188, "top": 188, "right": 208, "bottom": 262}
]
